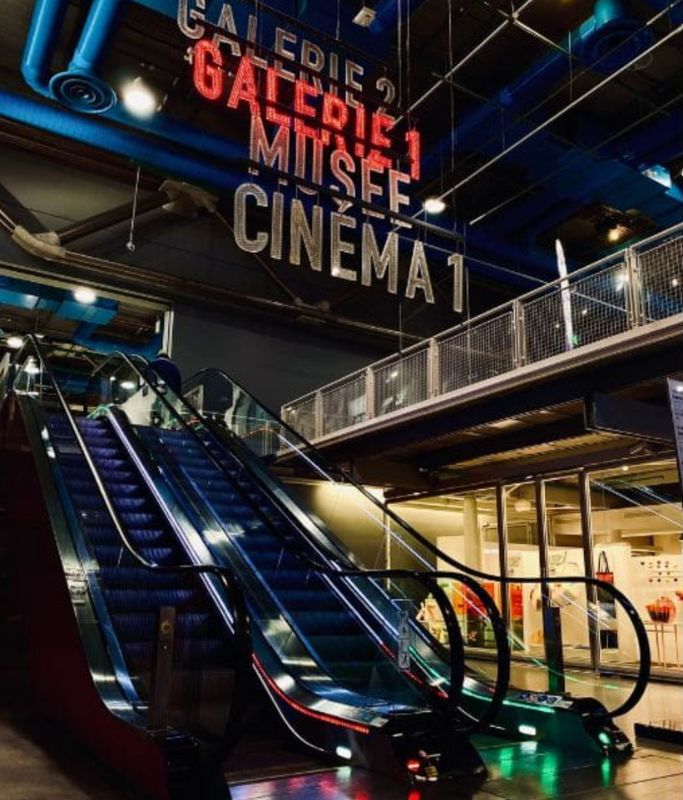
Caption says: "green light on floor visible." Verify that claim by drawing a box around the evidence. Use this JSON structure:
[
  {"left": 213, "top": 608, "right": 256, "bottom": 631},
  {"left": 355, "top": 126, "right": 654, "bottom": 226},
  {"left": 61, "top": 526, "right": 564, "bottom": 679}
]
[
  {"left": 518, "top": 724, "right": 537, "bottom": 737},
  {"left": 598, "top": 731, "right": 612, "bottom": 746}
]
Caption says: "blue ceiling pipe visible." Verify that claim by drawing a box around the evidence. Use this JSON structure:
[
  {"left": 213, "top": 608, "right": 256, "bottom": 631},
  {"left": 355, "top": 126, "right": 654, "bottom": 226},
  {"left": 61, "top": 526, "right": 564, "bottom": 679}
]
[
  {"left": 49, "top": 0, "right": 124, "bottom": 113},
  {"left": 21, "top": 0, "right": 245, "bottom": 166},
  {"left": 72, "top": 321, "right": 162, "bottom": 358},
  {"left": 421, "top": 0, "right": 654, "bottom": 179},
  {"left": 0, "top": 89, "right": 249, "bottom": 196}
]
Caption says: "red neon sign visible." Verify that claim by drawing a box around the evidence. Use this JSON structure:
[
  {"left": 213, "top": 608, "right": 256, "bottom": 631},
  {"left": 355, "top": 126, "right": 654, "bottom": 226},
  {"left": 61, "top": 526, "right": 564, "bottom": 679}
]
[{"left": 193, "top": 47, "right": 422, "bottom": 180}]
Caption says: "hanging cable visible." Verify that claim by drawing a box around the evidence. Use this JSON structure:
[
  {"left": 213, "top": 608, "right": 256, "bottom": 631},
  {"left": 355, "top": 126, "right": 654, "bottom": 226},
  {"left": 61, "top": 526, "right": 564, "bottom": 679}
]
[
  {"left": 397, "top": 0, "right": 403, "bottom": 110},
  {"left": 126, "top": 165, "right": 141, "bottom": 253}
]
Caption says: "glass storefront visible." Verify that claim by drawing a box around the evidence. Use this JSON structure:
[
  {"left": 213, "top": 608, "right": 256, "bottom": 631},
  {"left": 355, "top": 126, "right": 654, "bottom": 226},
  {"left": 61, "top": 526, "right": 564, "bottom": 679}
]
[
  {"left": 389, "top": 458, "right": 683, "bottom": 681},
  {"left": 589, "top": 461, "right": 683, "bottom": 676}
]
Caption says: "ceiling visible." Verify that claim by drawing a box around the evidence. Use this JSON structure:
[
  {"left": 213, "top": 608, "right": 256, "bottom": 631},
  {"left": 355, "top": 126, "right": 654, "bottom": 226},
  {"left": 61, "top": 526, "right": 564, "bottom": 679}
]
[{"left": 0, "top": 0, "right": 682, "bottom": 342}]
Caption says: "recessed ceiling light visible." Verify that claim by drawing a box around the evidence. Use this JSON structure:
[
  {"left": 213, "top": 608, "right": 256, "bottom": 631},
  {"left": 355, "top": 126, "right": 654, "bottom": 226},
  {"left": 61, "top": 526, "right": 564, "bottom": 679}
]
[
  {"left": 352, "top": 4, "right": 376, "bottom": 27},
  {"left": 514, "top": 499, "right": 532, "bottom": 513},
  {"left": 74, "top": 286, "right": 96, "bottom": 304},
  {"left": 489, "top": 418, "right": 521, "bottom": 429},
  {"left": 6, "top": 335, "right": 23, "bottom": 349},
  {"left": 122, "top": 77, "right": 158, "bottom": 119},
  {"left": 424, "top": 197, "right": 446, "bottom": 214}
]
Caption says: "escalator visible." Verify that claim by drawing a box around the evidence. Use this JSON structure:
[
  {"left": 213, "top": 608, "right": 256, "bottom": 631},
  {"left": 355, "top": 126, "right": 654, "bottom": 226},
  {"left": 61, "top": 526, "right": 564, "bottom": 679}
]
[
  {"left": 0, "top": 346, "right": 251, "bottom": 800},
  {"left": 140, "top": 359, "right": 651, "bottom": 758},
  {"left": 0, "top": 337, "right": 509, "bottom": 796}
]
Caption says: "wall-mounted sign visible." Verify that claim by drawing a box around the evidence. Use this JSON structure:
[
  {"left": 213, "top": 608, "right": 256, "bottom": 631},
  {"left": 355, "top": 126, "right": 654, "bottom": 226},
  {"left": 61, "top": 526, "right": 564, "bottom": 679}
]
[{"left": 177, "top": 2, "right": 462, "bottom": 307}]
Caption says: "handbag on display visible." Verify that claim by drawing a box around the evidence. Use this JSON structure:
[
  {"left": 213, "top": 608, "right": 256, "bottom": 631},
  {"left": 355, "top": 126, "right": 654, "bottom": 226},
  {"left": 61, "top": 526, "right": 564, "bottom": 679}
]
[{"left": 595, "top": 551, "right": 615, "bottom": 606}]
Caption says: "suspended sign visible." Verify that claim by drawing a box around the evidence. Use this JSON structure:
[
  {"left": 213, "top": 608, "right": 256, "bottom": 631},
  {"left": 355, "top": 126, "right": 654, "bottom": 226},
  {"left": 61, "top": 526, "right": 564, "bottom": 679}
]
[{"left": 177, "top": 2, "right": 462, "bottom": 307}]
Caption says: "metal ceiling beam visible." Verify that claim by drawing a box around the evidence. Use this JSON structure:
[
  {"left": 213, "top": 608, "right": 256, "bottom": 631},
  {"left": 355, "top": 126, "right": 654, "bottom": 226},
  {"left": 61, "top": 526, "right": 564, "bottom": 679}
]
[
  {"left": 56, "top": 192, "right": 167, "bottom": 244},
  {"left": 435, "top": 14, "right": 683, "bottom": 203},
  {"left": 417, "top": 416, "right": 588, "bottom": 470}
]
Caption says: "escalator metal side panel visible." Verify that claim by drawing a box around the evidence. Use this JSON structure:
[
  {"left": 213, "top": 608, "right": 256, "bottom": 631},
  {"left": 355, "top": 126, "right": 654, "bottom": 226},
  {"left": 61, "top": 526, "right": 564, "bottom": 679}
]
[{"left": 0, "top": 394, "right": 189, "bottom": 800}]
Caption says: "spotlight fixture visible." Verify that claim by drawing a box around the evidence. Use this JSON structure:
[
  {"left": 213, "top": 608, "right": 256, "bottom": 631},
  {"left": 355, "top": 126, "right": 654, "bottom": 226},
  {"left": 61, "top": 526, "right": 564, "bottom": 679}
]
[
  {"left": 352, "top": 2, "right": 377, "bottom": 27},
  {"left": 122, "top": 77, "right": 159, "bottom": 119},
  {"left": 606, "top": 224, "right": 628, "bottom": 244},
  {"left": 514, "top": 499, "right": 532, "bottom": 513},
  {"left": 74, "top": 286, "right": 97, "bottom": 304},
  {"left": 6, "top": 335, "right": 23, "bottom": 350},
  {"left": 424, "top": 197, "right": 446, "bottom": 214}
]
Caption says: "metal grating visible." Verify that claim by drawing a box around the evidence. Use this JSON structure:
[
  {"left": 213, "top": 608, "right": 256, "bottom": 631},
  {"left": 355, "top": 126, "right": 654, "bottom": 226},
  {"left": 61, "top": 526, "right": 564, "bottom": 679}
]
[
  {"left": 373, "top": 347, "right": 429, "bottom": 417},
  {"left": 438, "top": 312, "right": 514, "bottom": 394},
  {"left": 637, "top": 235, "right": 683, "bottom": 323},
  {"left": 282, "top": 224, "right": 683, "bottom": 441},
  {"left": 283, "top": 395, "right": 317, "bottom": 440},
  {"left": 523, "top": 261, "right": 629, "bottom": 364},
  {"left": 321, "top": 372, "right": 367, "bottom": 435}
]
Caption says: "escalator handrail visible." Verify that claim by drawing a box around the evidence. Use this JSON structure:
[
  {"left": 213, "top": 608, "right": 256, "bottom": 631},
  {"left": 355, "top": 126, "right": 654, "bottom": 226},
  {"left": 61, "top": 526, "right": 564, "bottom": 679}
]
[
  {"left": 183, "top": 367, "right": 651, "bottom": 720},
  {"left": 10, "top": 336, "right": 254, "bottom": 750},
  {"left": 28, "top": 342, "right": 503, "bottom": 735},
  {"left": 103, "top": 350, "right": 510, "bottom": 734}
]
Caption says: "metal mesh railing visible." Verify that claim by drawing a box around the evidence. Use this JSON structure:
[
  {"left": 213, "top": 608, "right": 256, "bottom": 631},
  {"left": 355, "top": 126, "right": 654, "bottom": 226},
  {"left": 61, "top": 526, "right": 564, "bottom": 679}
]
[
  {"left": 438, "top": 312, "right": 515, "bottom": 394},
  {"left": 282, "top": 394, "right": 317, "bottom": 440},
  {"left": 522, "top": 259, "right": 629, "bottom": 364},
  {"left": 282, "top": 224, "right": 683, "bottom": 440},
  {"left": 373, "top": 346, "right": 429, "bottom": 417},
  {"left": 636, "top": 234, "right": 683, "bottom": 323},
  {"left": 321, "top": 372, "right": 367, "bottom": 435}
]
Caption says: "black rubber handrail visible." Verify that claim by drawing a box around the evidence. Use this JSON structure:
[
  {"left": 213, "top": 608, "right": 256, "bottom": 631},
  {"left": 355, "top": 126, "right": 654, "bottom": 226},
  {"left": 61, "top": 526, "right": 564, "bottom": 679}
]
[
  {"left": 184, "top": 367, "right": 652, "bottom": 721},
  {"left": 95, "top": 351, "right": 510, "bottom": 734},
  {"left": 11, "top": 336, "right": 253, "bottom": 755}
]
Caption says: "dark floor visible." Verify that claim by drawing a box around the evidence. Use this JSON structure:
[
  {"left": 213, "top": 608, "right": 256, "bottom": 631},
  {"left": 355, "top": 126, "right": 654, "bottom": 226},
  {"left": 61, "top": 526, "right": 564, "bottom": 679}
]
[
  {"left": 230, "top": 742, "right": 683, "bottom": 800},
  {"left": 0, "top": 672, "right": 680, "bottom": 800}
]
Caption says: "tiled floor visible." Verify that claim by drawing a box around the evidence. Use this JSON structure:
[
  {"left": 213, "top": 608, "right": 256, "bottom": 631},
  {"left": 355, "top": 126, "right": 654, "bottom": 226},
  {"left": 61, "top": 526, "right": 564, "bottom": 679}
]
[
  {"left": 230, "top": 745, "right": 683, "bottom": 800},
  {"left": 0, "top": 674, "right": 680, "bottom": 799}
]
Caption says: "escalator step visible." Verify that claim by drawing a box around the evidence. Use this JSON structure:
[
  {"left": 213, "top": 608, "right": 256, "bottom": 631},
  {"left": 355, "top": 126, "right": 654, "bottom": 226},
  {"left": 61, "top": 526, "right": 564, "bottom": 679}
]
[
  {"left": 99, "top": 567, "right": 184, "bottom": 588},
  {"left": 104, "top": 588, "right": 199, "bottom": 611},
  {"left": 92, "top": 545, "right": 176, "bottom": 566},
  {"left": 310, "top": 634, "right": 378, "bottom": 660},
  {"left": 275, "top": 589, "right": 342, "bottom": 611},
  {"left": 293, "top": 610, "right": 361, "bottom": 636}
]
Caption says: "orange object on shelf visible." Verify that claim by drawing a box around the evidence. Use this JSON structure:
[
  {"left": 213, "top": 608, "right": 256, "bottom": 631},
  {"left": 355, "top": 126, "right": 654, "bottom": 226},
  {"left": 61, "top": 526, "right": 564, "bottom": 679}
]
[{"left": 646, "top": 596, "right": 676, "bottom": 623}]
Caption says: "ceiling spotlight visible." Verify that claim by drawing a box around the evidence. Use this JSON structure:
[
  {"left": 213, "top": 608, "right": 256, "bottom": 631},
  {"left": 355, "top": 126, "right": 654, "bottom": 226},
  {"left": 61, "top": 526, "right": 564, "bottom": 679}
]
[
  {"left": 25, "top": 358, "right": 40, "bottom": 375},
  {"left": 352, "top": 3, "right": 377, "bottom": 27},
  {"left": 606, "top": 224, "right": 628, "bottom": 243},
  {"left": 74, "top": 286, "right": 96, "bottom": 304},
  {"left": 424, "top": 197, "right": 446, "bottom": 214},
  {"left": 514, "top": 499, "right": 532, "bottom": 513},
  {"left": 6, "top": 335, "right": 23, "bottom": 350},
  {"left": 122, "top": 77, "right": 158, "bottom": 119}
]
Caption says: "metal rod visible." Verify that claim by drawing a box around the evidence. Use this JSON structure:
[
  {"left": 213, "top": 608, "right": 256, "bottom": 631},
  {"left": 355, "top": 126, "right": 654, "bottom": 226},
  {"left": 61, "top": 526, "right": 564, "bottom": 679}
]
[
  {"left": 437, "top": 18, "right": 683, "bottom": 201},
  {"left": 579, "top": 470, "right": 600, "bottom": 673},
  {"left": 57, "top": 195, "right": 166, "bottom": 244},
  {"left": 393, "top": 0, "right": 537, "bottom": 125}
]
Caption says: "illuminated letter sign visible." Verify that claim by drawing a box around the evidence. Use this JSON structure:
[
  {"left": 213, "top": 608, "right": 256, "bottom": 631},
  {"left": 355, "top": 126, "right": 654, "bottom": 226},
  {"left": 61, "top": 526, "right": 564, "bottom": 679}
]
[{"left": 178, "top": 2, "right": 460, "bottom": 308}]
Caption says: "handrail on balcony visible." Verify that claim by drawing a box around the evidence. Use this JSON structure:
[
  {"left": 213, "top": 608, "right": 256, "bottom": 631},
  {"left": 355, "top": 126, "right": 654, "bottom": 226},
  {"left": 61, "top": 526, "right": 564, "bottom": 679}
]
[{"left": 283, "top": 222, "right": 683, "bottom": 439}]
